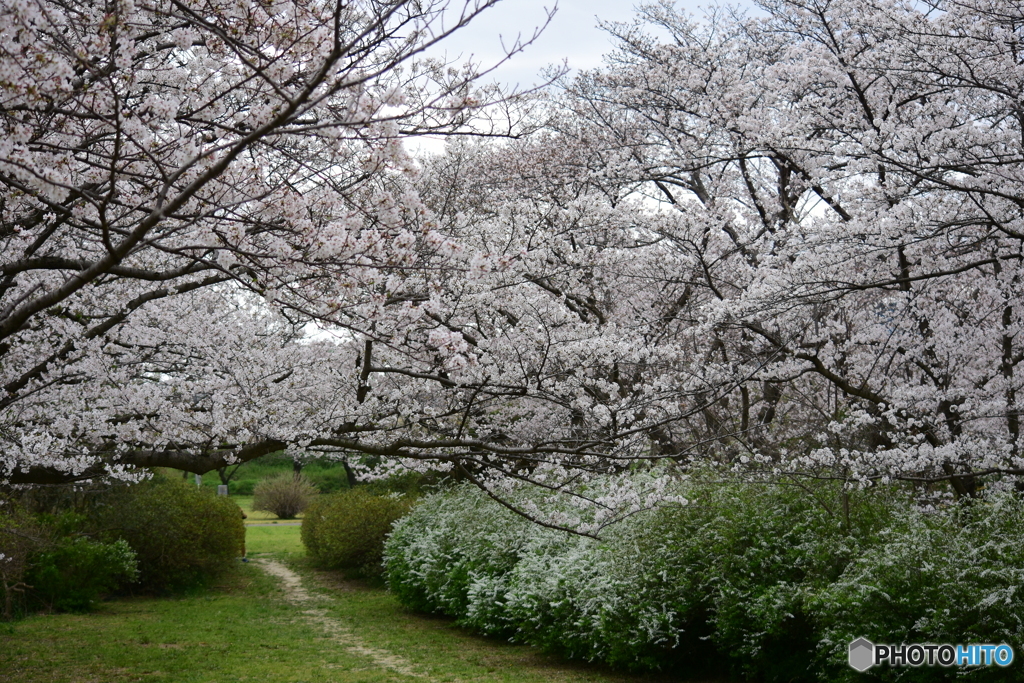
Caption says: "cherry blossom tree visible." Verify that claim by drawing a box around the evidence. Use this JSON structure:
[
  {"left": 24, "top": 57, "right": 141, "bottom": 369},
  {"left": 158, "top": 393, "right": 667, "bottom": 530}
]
[
  {"left": 1, "top": 0, "right": 681, "bottom": 526},
  {"left": 543, "top": 0, "right": 1024, "bottom": 495},
  {"left": 0, "top": 0, "right": 564, "bottom": 486},
  {"left": 9, "top": 0, "right": 1024, "bottom": 509}
]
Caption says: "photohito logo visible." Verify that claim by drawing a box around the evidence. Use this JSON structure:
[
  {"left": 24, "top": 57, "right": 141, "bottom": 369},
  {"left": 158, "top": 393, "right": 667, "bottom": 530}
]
[{"left": 849, "top": 638, "right": 1014, "bottom": 671}]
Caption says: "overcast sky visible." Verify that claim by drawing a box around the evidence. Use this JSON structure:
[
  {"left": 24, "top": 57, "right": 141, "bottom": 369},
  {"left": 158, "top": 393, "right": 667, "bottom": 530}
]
[
  {"left": 408, "top": 1, "right": 736, "bottom": 153},
  {"left": 433, "top": 0, "right": 656, "bottom": 90}
]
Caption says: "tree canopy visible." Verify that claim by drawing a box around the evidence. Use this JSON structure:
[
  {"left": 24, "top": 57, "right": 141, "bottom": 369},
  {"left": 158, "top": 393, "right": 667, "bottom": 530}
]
[{"left": 4, "top": 0, "right": 1024, "bottom": 510}]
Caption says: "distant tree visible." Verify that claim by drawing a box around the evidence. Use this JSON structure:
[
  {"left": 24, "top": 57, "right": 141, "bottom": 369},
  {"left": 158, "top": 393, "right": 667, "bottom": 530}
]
[{"left": 253, "top": 473, "right": 318, "bottom": 519}]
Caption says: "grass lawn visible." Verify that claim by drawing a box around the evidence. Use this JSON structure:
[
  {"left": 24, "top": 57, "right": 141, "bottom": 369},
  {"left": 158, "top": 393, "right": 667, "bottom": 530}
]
[
  {"left": 1, "top": 563, "right": 400, "bottom": 683},
  {"left": 0, "top": 525, "right": 686, "bottom": 683},
  {"left": 232, "top": 494, "right": 303, "bottom": 523},
  {"left": 245, "top": 524, "right": 306, "bottom": 556}
]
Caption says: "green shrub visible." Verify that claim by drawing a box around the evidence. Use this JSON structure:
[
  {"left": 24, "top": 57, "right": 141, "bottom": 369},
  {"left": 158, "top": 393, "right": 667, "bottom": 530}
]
[
  {"left": 363, "top": 470, "right": 439, "bottom": 497},
  {"left": 94, "top": 478, "right": 245, "bottom": 593},
  {"left": 302, "top": 488, "right": 413, "bottom": 577},
  {"left": 639, "top": 481, "right": 888, "bottom": 681},
  {"left": 4, "top": 505, "right": 138, "bottom": 617},
  {"left": 253, "top": 473, "right": 317, "bottom": 519},
  {"left": 306, "top": 469, "right": 349, "bottom": 494},
  {"left": 385, "top": 478, "right": 1024, "bottom": 681},
  {"left": 230, "top": 479, "right": 257, "bottom": 496},
  {"left": 25, "top": 537, "right": 137, "bottom": 612},
  {"left": 808, "top": 493, "right": 1024, "bottom": 683}
]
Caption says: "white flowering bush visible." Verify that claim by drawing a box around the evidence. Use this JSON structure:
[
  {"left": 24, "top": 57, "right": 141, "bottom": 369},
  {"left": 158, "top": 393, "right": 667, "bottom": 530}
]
[
  {"left": 384, "top": 487, "right": 535, "bottom": 625},
  {"left": 384, "top": 481, "right": 720, "bottom": 670},
  {"left": 385, "top": 479, "right": 1024, "bottom": 682},
  {"left": 809, "top": 493, "right": 1024, "bottom": 683}
]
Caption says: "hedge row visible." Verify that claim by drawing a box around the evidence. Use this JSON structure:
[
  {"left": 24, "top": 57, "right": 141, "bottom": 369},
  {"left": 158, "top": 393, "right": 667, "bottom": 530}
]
[
  {"left": 2, "top": 477, "right": 245, "bottom": 617},
  {"left": 383, "top": 480, "right": 1024, "bottom": 682}
]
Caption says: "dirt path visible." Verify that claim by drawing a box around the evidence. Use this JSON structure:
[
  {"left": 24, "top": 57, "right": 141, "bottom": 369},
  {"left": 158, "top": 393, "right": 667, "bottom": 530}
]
[{"left": 256, "top": 558, "right": 424, "bottom": 679}]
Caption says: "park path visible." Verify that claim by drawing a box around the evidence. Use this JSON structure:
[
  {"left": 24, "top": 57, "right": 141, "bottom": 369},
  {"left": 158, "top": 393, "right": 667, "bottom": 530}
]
[{"left": 255, "top": 558, "right": 425, "bottom": 679}]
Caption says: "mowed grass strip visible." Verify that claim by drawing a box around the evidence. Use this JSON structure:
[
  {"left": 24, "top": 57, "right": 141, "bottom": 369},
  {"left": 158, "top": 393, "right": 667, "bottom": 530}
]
[
  {"left": 0, "top": 563, "right": 414, "bottom": 683},
  {"left": 269, "top": 525, "right": 678, "bottom": 683},
  {"left": 243, "top": 526, "right": 671, "bottom": 682},
  {"left": 246, "top": 523, "right": 306, "bottom": 556}
]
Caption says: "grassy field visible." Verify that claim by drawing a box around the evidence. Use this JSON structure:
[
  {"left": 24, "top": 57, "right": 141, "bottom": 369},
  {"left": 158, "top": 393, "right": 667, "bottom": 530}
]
[
  {"left": 0, "top": 563, "right": 382, "bottom": 683},
  {"left": 233, "top": 495, "right": 303, "bottom": 524},
  {"left": 1, "top": 524, "right": 687, "bottom": 683},
  {"left": 245, "top": 524, "right": 306, "bottom": 556}
]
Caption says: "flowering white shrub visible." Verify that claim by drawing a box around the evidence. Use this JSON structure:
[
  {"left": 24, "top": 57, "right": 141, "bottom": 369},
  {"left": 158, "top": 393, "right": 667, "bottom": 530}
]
[
  {"left": 384, "top": 485, "right": 536, "bottom": 621},
  {"left": 809, "top": 493, "right": 1024, "bottom": 683},
  {"left": 384, "top": 480, "right": 702, "bottom": 668},
  {"left": 385, "top": 478, "right": 1024, "bottom": 681}
]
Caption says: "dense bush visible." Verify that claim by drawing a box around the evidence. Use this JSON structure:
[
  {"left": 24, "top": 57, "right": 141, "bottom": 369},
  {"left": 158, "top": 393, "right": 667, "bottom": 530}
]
[
  {"left": 306, "top": 469, "right": 349, "bottom": 494},
  {"left": 2, "top": 505, "right": 138, "bottom": 617},
  {"left": 253, "top": 473, "right": 318, "bottom": 519},
  {"left": 230, "top": 478, "right": 257, "bottom": 496},
  {"left": 302, "top": 488, "right": 413, "bottom": 577},
  {"left": 807, "top": 494, "right": 1024, "bottom": 683},
  {"left": 25, "top": 537, "right": 137, "bottom": 612},
  {"left": 384, "top": 486, "right": 534, "bottom": 621},
  {"left": 3, "top": 478, "right": 244, "bottom": 614},
  {"left": 0, "top": 499, "right": 48, "bottom": 620},
  {"left": 363, "top": 470, "right": 439, "bottom": 497},
  {"left": 384, "top": 479, "right": 1024, "bottom": 682},
  {"left": 94, "top": 478, "right": 245, "bottom": 593}
]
